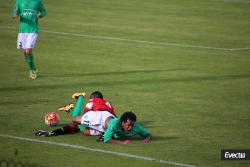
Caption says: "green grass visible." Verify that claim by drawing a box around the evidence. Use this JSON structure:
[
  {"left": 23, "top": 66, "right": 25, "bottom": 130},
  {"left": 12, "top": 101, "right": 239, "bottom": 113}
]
[{"left": 0, "top": 0, "right": 250, "bottom": 166}]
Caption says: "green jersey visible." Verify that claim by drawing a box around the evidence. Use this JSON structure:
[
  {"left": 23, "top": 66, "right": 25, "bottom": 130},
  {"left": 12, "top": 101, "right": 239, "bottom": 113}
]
[
  {"left": 13, "top": 0, "right": 46, "bottom": 33},
  {"left": 104, "top": 118, "right": 150, "bottom": 143}
]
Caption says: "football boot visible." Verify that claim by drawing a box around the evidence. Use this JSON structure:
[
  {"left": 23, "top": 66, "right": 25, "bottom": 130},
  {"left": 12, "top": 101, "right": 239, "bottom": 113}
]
[
  {"left": 71, "top": 92, "right": 87, "bottom": 99},
  {"left": 58, "top": 103, "right": 75, "bottom": 112}
]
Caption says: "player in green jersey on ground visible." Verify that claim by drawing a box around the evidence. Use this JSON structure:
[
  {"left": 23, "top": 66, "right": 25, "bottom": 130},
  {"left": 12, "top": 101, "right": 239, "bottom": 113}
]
[
  {"left": 102, "top": 111, "right": 152, "bottom": 144},
  {"left": 13, "top": 0, "right": 47, "bottom": 79},
  {"left": 35, "top": 93, "right": 152, "bottom": 144},
  {"left": 72, "top": 110, "right": 152, "bottom": 144}
]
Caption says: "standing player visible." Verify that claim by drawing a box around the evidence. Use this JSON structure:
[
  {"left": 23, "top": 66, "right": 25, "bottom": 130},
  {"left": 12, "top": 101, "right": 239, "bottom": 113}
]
[{"left": 12, "top": 0, "right": 47, "bottom": 79}]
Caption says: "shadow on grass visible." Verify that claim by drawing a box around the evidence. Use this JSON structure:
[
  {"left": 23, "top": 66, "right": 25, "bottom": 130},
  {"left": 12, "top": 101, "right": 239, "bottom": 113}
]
[
  {"left": 1, "top": 71, "right": 250, "bottom": 93},
  {"left": 0, "top": 159, "right": 47, "bottom": 167},
  {"left": 132, "top": 135, "right": 179, "bottom": 141},
  {"left": 42, "top": 68, "right": 187, "bottom": 78},
  {"left": 151, "top": 135, "right": 179, "bottom": 141},
  {"left": 55, "top": 123, "right": 73, "bottom": 127}
]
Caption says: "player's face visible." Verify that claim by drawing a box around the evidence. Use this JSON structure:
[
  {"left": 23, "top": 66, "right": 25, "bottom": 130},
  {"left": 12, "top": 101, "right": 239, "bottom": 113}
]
[{"left": 121, "top": 119, "right": 135, "bottom": 133}]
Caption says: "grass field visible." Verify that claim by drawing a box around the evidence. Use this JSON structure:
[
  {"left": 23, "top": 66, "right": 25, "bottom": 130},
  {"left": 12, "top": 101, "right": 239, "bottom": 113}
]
[{"left": 0, "top": 0, "right": 250, "bottom": 166}]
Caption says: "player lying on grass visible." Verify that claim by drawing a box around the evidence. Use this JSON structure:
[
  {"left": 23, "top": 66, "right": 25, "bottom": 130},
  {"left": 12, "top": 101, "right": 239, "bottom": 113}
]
[
  {"left": 71, "top": 110, "right": 152, "bottom": 144},
  {"left": 36, "top": 91, "right": 116, "bottom": 136},
  {"left": 35, "top": 93, "right": 152, "bottom": 144}
]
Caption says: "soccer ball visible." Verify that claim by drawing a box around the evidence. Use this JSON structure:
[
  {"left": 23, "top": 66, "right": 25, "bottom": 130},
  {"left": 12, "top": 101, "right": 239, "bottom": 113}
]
[{"left": 44, "top": 112, "right": 60, "bottom": 126}]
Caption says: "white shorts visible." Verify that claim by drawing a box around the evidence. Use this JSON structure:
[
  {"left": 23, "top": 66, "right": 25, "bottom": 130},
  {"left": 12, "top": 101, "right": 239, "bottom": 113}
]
[
  {"left": 17, "top": 33, "right": 38, "bottom": 49},
  {"left": 81, "top": 111, "right": 115, "bottom": 133}
]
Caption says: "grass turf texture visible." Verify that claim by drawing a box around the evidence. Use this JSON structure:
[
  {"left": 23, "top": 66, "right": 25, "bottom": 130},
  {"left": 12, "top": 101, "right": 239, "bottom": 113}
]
[{"left": 0, "top": 0, "right": 250, "bottom": 166}]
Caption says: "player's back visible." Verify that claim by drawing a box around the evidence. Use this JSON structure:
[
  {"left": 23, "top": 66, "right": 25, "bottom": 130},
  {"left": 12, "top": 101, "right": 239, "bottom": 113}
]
[{"left": 85, "top": 98, "right": 116, "bottom": 117}]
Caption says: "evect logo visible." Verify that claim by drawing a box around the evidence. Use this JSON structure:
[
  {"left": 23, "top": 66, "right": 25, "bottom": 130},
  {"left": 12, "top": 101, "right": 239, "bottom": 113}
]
[
  {"left": 221, "top": 150, "right": 250, "bottom": 160},
  {"left": 225, "top": 152, "right": 245, "bottom": 159}
]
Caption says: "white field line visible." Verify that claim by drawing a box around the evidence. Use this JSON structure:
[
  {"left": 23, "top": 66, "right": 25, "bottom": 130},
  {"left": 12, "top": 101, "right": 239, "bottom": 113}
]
[
  {"left": 1, "top": 25, "right": 249, "bottom": 51},
  {"left": 0, "top": 134, "right": 198, "bottom": 167}
]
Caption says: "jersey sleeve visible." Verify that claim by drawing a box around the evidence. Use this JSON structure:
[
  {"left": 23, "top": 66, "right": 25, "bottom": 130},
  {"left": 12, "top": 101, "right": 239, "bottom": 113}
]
[
  {"left": 13, "top": 0, "right": 20, "bottom": 14},
  {"left": 103, "top": 119, "right": 116, "bottom": 143},
  {"left": 38, "top": 0, "right": 47, "bottom": 17},
  {"left": 134, "top": 123, "right": 151, "bottom": 138},
  {"left": 84, "top": 99, "right": 93, "bottom": 112}
]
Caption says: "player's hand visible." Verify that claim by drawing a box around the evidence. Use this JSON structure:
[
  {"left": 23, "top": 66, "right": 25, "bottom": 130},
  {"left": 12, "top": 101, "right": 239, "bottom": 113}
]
[
  {"left": 37, "top": 13, "right": 42, "bottom": 18},
  {"left": 122, "top": 140, "right": 133, "bottom": 145},
  {"left": 141, "top": 135, "right": 152, "bottom": 144},
  {"left": 12, "top": 13, "right": 19, "bottom": 19}
]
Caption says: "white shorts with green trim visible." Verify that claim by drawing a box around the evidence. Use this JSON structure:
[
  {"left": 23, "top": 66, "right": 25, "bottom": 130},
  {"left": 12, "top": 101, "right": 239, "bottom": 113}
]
[
  {"left": 81, "top": 111, "right": 115, "bottom": 133},
  {"left": 17, "top": 33, "right": 38, "bottom": 49}
]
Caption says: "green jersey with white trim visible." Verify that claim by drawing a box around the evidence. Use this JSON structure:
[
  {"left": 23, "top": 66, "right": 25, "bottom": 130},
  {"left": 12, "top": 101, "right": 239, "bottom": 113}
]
[
  {"left": 104, "top": 118, "right": 150, "bottom": 143},
  {"left": 13, "top": 0, "right": 46, "bottom": 33}
]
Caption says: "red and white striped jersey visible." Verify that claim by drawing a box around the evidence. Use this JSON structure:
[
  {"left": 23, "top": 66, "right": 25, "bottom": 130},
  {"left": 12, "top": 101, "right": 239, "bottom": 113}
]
[{"left": 84, "top": 98, "right": 116, "bottom": 117}]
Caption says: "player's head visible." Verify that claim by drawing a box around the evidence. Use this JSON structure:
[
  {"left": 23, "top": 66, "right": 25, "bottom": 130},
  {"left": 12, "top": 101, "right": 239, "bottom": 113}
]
[
  {"left": 120, "top": 111, "right": 137, "bottom": 133},
  {"left": 90, "top": 91, "right": 103, "bottom": 99}
]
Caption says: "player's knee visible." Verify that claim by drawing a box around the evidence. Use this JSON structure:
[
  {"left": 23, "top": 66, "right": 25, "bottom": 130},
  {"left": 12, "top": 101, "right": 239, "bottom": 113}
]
[{"left": 25, "top": 49, "right": 32, "bottom": 55}]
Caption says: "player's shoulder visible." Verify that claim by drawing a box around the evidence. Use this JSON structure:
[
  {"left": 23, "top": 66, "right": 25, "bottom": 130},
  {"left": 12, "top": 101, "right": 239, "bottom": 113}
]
[
  {"left": 133, "top": 122, "right": 144, "bottom": 130},
  {"left": 109, "top": 118, "right": 120, "bottom": 126},
  {"left": 111, "top": 117, "right": 119, "bottom": 123},
  {"left": 106, "top": 118, "right": 119, "bottom": 132}
]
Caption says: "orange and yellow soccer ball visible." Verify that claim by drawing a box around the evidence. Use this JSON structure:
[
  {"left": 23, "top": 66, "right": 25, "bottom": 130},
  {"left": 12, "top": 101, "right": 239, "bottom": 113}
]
[{"left": 44, "top": 112, "right": 60, "bottom": 126}]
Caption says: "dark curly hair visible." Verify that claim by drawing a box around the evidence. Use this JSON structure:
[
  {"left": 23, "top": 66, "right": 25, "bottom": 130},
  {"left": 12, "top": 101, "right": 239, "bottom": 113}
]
[{"left": 120, "top": 111, "right": 137, "bottom": 122}]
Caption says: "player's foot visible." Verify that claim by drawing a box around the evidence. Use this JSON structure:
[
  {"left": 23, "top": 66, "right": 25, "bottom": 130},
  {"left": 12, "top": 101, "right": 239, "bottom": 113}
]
[
  {"left": 35, "top": 130, "right": 52, "bottom": 137},
  {"left": 72, "top": 92, "right": 87, "bottom": 99},
  {"left": 58, "top": 103, "right": 75, "bottom": 112},
  {"left": 29, "top": 70, "right": 38, "bottom": 79}
]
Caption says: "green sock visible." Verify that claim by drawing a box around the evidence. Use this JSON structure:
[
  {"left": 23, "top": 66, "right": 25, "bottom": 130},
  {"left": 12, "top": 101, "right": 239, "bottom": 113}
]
[
  {"left": 25, "top": 54, "right": 36, "bottom": 70},
  {"left": 78, "top": 124, "right": 87, "bottom": 132},
  {"left": 69, "top": 96, "right": 84, "bottom": 117},
  {"left": 24, "top": 54, "right": 29, "bottom": 64}
]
